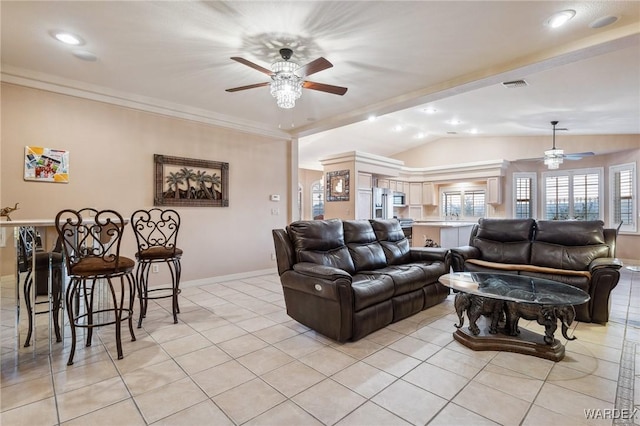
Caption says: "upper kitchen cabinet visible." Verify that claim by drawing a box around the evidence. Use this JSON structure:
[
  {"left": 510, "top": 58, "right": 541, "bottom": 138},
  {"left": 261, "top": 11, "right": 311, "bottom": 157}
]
[
  {"left": 422, "top": 182, "right": 436, "bottom": 206},
  {"left": 408, "top": 182, "right": 422, "bottom": 205},
  {"left": 377, "top": 179, "right": 390, "bottom": 189},
  {"left": 487, "top": 177, "right": 502, "bottom": 205},
  {"left": 358, "top": 172, "right": 373, "bottom": 189}
]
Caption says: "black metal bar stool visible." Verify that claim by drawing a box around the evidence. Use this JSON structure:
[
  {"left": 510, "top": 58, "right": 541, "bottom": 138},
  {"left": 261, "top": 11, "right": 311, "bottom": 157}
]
[
  {"left": 55, "top": 208, "right": 136, "bottom": 365},
  {"left": 18, "top": 228, "right": 64, "bottom": 347},
  {"left": 130, "top": 208, "right": 182, "bottom": 328}
]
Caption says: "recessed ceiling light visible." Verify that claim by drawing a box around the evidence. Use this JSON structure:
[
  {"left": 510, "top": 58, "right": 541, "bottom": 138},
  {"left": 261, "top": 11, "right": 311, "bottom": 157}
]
[
  {"left": 367, "top": 115, "right": 377, "bottom": 122},
  {"left": 422, "top": 107, "right": 437, "bottom": 114},
  {"left": 72, "top": 50, "right": 97, "bottom": 61},
  {"left": 393, "top": 125, "right": 403, "bottom": 132},
  {"left": 415, "top": 132, "right": 427, "bottom": 139},
  {"left": 447, "top": 119, "right": 462, "bottom": 125},
  {"left": 589, "top": 15, "right": 618, "bottom": 29},
  {"left": 466, "top": 129, "right": 479, "bottom": 134},
  {"left": 545, "top": 10, "right": 576, "bottom": 28},
  {"left": 52, "top": 31, "right": 84, "bottom": 45}
]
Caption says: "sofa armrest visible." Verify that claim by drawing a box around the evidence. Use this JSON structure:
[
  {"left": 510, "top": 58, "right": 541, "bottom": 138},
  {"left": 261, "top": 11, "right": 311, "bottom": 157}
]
[
  {"left": 589, "top": 257, "right": 623, "bottom": 272},
  {"left": 409, "top": 247, "right": 449, "bottom": 263},
  {"left": 450, "top": 245, "right": 480, "bottom": 272},
  {"left": 279, "top": 263, "right": 354, "bottom": 341},
  {"left": 292, "top": 262, "right": 352, "bottom": 281}
]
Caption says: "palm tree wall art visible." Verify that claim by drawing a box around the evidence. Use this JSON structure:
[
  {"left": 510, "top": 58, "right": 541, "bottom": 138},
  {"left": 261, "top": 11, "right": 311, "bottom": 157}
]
[{"left": 154, "top": 154, "right": 229, "bottom": 207}]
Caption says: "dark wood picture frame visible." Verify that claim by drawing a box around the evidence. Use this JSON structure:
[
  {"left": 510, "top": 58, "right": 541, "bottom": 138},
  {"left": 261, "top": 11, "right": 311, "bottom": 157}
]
[
  {"left": 154, "top": 154, "right": 229, "bottom": 207},
  {"left": 326, "top": 169, "right": 350, "bottom": 202}
]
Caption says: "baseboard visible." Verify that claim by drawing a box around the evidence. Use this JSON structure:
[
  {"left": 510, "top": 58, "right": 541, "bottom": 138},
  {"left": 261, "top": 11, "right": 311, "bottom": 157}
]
[
  {"left": 2, "top": 268, "right": 279, "bottom": 286},
  {"left": 179, "top": 268, "right": 278, "bottom": 288}
]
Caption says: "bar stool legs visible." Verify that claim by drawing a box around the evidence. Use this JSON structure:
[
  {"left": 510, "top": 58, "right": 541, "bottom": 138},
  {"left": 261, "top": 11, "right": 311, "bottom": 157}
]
[{"left": 136, "top": 258, "right": 181, "bottom": 328}]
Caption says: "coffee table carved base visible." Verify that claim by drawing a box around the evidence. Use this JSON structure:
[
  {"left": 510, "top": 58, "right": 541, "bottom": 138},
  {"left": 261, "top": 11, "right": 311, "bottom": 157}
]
[
  {"left": 453, "top": 292, "right": 576, "bottom": 362},
  {"left": 453, "top": 320, "right": 565, "bottom": 362}
]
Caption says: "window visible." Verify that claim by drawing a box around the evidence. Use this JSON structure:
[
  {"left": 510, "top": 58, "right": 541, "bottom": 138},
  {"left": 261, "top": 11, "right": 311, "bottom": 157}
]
[
  {"left": 542, "top": 168, "right": 603, "bottom": 221},
  {"left": 513, "top": 172, "right": 537, "bottom": 218},
  {"left": 311, "top": 180, "right": 324, "bottom": 219},
  {"left": 610, "top": 162, "right": 637, "bottom": 232},
  {"left": 442, "top": 188, "right": 485, "bottom": 219}
]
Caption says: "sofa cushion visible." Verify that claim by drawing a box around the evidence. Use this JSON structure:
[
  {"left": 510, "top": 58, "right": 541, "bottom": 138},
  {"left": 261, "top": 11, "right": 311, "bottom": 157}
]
[
  {"left": 473, "top": 238, "right": 531, "bottom": 264},
  {"left": 344, "top": 220, "right": 388, "bottom": 272},
  {"left": 288, "top": 219, "right": 355, "bottom": 274},
  {"left": 351, "top": 273, "right": 395, "bottom": 311},
  {"left": 530, "top": 241, "right": 610, "bottom": 271},
  {"left": 476, "top": 218, "right": 535, "bottom": 242},
  {"left": 366, "top": 265, "right": 426, "bottom": 295},
  {"left": 535, "top": 220, "right": 605, "bottom": 246},
  {"left": 370, "top": 219, "right": 411, "bottom": 264}
]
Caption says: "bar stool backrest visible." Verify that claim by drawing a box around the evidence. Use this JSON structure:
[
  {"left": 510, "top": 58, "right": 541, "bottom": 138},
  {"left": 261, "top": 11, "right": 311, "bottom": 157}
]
[
  {"left": 55, "top": 208, "right": 127, "bottom": 274},
  {"left": 130, "top": 208, "right": 180, "bottom": 255}
]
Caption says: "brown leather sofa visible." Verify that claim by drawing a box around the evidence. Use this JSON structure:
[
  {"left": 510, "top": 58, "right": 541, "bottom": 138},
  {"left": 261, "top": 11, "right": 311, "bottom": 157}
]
[
  {"left": 272, "top": 218, "right": 450, "bottom": 341},
  {"left": 450, "top": 218, "right": 622, "bottom": 323}
]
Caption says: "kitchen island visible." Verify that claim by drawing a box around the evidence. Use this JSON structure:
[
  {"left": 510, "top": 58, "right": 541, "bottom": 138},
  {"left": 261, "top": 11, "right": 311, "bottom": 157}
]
[{"left": 411, "top": 221, "right": 475, "bottom": 248}]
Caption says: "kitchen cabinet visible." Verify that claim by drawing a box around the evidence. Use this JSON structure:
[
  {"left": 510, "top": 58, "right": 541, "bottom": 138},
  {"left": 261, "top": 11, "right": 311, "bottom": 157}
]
[
  {"left": 408, "top": 206, "right": 422, "bottom": 220},
  {"left": 422, "top": 182, "right": 436, "bottom": 206},
  {"left": 356, "top": 189, "right": 373, "bottom": 220},
  {"left": 408, "top": 182, "right": 422, "bottom": 205},
  {"left": 377, "top": 179, "right": 390, "bottom": 189},
  {"left": 487, "top": 177, "right": 502, "bottom": 205},
  {"left": 358, "top": 173, "right": 373, "bottom": 189}
]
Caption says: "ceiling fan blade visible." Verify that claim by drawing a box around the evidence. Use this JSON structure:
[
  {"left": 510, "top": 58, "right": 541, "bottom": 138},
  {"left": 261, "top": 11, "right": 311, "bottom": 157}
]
[
  {"left": 518, "top": 157, "right": 543, "bottom": 162},
  {"left": 303, "top": 81, "right": 348, "bottom": 95},
  {"left": 230, "top": 57, "right": 273, "bottom": 76},
  {"left": 225, "top": 82, "right": 270, "bottom": 92},
  {"left": 297, "top": 57, "right": 333, "bottom": 77},
  {"left": 564, "top": 152, "right": 595, "bottom": 160}
]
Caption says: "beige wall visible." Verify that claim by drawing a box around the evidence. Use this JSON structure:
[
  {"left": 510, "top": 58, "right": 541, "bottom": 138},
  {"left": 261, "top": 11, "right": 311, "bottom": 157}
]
[{"left": 0, "top": 83, "right": 291, "bottom": 281}]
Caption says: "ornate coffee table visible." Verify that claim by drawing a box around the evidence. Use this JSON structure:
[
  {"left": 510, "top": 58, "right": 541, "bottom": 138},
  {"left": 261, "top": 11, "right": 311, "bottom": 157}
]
[{"left": 439, "top": 272, "right": 590, "bottom": 361}]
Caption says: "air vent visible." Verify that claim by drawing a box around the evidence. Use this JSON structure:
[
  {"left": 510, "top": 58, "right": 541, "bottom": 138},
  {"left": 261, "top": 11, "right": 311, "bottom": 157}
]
[
  {"left": 447, "top": 131, "right": 457, "bottom": 135},
  {"left": 502, "top": 79, "right": 528, "bottom": 88}
]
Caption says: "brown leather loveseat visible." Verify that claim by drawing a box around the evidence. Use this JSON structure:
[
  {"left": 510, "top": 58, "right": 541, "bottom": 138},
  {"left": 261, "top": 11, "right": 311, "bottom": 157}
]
[
  {"left": 450, "top": 218, "right": 622, "bottom": 323},
  {"left": 272, "top": 218, "right": 450, "bottom": 341}
]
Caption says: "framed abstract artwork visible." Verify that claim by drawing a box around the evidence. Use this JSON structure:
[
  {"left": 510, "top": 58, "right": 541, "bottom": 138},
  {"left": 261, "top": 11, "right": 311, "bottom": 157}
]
[
  {"left": 326, "top": 169, "right": 350, "bottom": 202},
  {"left": 24, "top": 146, "right": 69, "bottom": 183}
]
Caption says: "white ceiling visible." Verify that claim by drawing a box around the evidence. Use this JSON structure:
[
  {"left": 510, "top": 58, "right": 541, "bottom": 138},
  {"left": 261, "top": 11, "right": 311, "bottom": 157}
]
[{"left": 2, "top": 1, "right": 639, "bottom": 170}]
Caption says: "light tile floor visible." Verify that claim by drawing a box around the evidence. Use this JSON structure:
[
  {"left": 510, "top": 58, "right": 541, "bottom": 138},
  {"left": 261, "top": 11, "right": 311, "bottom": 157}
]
[{"left": 1, "top": 268, "right": 640, "bottom": 425}]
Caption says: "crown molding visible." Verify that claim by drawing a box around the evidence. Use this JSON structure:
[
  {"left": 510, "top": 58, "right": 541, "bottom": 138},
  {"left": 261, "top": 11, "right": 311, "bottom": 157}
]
[{"left": 1, "top": 65, "right": 291, "bottom": 141}]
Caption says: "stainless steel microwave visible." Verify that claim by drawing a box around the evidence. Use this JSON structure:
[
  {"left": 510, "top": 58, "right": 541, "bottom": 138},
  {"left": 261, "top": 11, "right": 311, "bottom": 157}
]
[{"left": 393, "top": 192, "right": 406, "bottom": 206}]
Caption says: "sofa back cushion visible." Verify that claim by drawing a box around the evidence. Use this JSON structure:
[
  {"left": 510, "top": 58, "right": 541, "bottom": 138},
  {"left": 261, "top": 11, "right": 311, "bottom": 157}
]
[
  {"left": 370, "top": 219, "right": 411, "bottom": 265},
  {"left": 531, "top": 220, "right": 610, "bottom": 270},
  {"left": 287, "top": 219, "right": 355, "bottom": 274},
  {"left": 344, "top": 220, "right": 388, "bottom": 272},
  {"left": 472, "top": 218, "right": 534, "bottom": 264},
  {"left": 535, "top": 220, "right": 605, "bottom": 245}
]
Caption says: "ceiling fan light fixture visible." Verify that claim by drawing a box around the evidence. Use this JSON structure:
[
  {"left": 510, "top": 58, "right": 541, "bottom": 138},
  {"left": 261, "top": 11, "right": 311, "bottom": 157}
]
[
  {"left": 270, "top": 77, "right": 302, "bottom": 109},
  {"left": 544, "top": 148, "right": 564, "bottom": 169}
]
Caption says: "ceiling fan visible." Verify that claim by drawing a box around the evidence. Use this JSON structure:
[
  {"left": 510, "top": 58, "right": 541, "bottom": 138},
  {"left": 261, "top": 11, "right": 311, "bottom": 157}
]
[
  {"left": 225, "top": 48, "right": 348, "bottom": 109},
  {"left": 522, "top": 121, "right": 595, "bottom": 169}
]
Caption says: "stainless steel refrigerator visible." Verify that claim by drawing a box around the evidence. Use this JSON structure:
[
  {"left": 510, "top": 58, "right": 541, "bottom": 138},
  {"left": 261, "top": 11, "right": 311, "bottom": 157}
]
[{"left": 372, "top": 187, "right": 393, "bottom": 219}]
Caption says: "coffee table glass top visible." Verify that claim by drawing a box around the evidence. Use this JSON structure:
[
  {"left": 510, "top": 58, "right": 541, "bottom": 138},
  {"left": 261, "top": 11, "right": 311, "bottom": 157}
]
[{"left": 440, "top": 272, "right": 590, "bottom": 306}]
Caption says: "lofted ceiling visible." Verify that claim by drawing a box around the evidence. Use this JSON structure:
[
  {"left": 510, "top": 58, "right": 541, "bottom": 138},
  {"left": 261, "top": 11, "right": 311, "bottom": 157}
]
[{"left": 1, "top": 1, "right": 639, "bottom": 170}]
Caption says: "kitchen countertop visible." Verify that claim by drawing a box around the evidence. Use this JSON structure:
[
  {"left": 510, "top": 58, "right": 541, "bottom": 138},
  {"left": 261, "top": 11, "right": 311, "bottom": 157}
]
[{"left": 413, "top": 221, "right": 476, "bottom": 227}]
